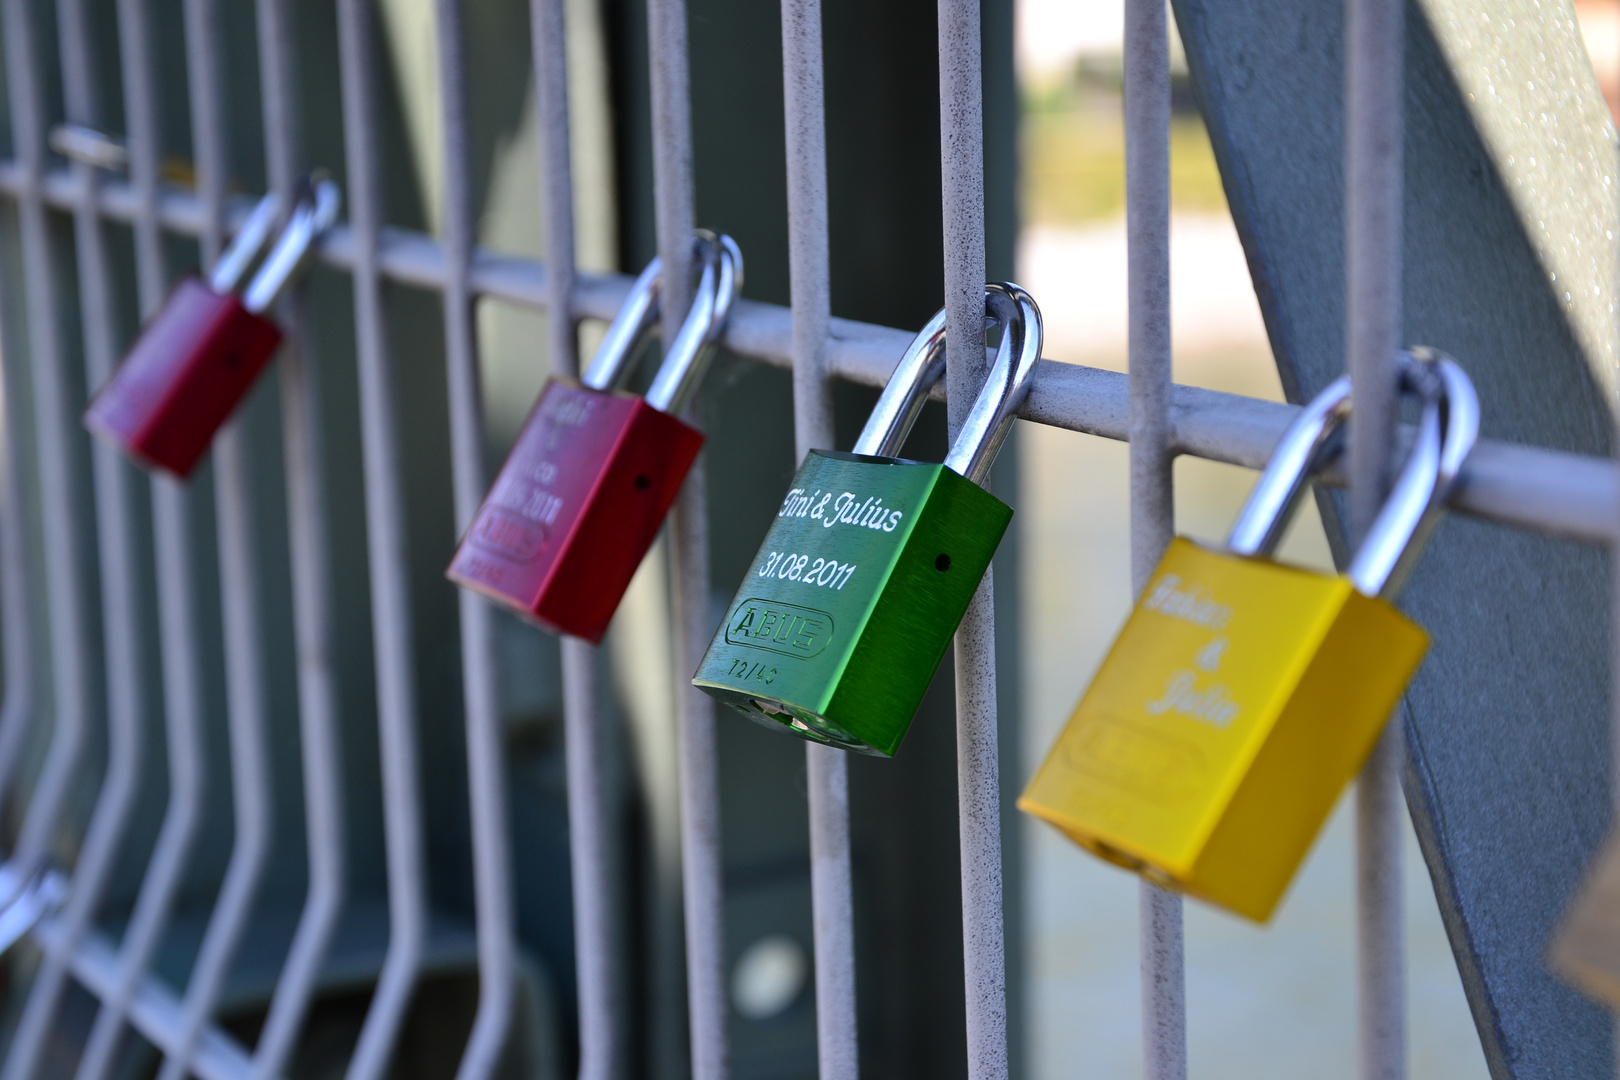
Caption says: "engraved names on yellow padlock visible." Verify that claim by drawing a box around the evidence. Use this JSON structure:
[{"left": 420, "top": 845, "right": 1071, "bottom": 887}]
[{"left": 1019, "top": 537, "right": 1428, "bottom": 922}]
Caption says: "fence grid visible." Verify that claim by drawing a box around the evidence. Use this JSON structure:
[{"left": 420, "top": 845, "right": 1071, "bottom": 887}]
[{"left": 0, "top": 1, "right": 1606, "bottom": 1079}]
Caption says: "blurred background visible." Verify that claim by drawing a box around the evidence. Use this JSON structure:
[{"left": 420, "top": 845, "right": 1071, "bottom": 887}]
[{"left": 1, "top": 0, "right": 1616, "bottom": 1077}]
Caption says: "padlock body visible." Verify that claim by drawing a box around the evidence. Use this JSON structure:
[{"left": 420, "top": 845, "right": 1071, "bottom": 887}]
[
  {"left": 83, "top": 277, "right": 283, "bottom": 477},
  {"left": 446, "top": 378, "right": 703, "bottom": 643},
  {"left": 1019, "top": 537, "right": 1428, "bottom": 922},
  {"left": 694, "top": 450, "right": 1012, "bottom": 757},
  {"left": 1549, "top": 828, "right": 1620, "bottom": 1006}
]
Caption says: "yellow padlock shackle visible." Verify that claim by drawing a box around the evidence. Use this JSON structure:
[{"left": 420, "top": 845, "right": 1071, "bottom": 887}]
[
  {"left": 1227, "top": 348, "right": 1478, "bottom": 599},
  {"left": 581, "top": 231, "right": 744, "bottom": 414},
  {"left": 854, "top": 282, "right": 1043, "bottom": 486},
  {"left": 1349, "top": 349, "right": 1478, "bottom": 598}
]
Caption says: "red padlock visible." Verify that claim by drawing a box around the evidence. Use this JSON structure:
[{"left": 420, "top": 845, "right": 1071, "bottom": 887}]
[
  {"left": 84, "top": 177, "right": 341, "bottom": 477},
  {"left": 447, "top": 232, "right": 742, "bottom": 643}
]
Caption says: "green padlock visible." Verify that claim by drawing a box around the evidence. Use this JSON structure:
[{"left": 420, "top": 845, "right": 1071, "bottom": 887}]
[{"left": 693, "top": 283, "right": 1042, "bottom": 756}]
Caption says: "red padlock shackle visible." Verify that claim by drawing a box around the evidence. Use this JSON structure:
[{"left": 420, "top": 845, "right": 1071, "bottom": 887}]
[
  {"left": 854, "top": 281, "right": 1042, "bottom": 488},
  {"left": 645, "top": 232, "right": 742, "bottom": 414},
  {"left": 240, "top": 177, "right": 342, "bottom": 315},
  {"left": 581, "top": 232, "right": 743, "bottom": 415},
  {"left": 207, "top": 192, "right": 281, "bottom": 296}
]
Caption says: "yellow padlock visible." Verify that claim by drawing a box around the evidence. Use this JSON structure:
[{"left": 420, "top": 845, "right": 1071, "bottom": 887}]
[{"left": 1019, "top": 350, "right": 1479, "bottom": 922}]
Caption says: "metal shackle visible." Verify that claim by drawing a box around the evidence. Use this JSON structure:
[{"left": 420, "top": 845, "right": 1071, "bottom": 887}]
[
  {"left": 1225, "top": 375, "right": 1352, "bottom": 558},
  {"left": 1225, "top": 349, "right": 1478, "bottom": 600},
  {"left": 1347, "top": 348, "right": 1478, "bottom": 598},
  {"left": 239, "top": 176, "right": 343, "bottom": 315},
  {"left": 580, "top": 232, "right": 744, "bottom": 414},
  {"left": 645, "top": 232, "right": 743, "bottom": 413},
  {"left": 207, "top": 192, "right": 281, "bottom": 296},
  {"left": 853, "top": 282, "right": 1043, "bottom": 486}
]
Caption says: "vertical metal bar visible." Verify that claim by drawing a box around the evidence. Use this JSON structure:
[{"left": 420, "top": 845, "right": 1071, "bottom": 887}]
[
  {"left": 249, "top": 2, "right": 351, "bottom": 1080},
  {"left": 780, "top": 3, "right": 855, "bottom": 1077},
  {"left": 333, "top": 1, "right": 431, "bottom": 1077},
  {"left": 645, "top": 1, "right": 727, "bottom": 1075},
  {"left": 51, "top": 1, "right": 212, "bottom": 1075},
  {"left": 937, "top": 3, "right": 1007, "bottom": 1078},
  {"left": 528, "top": 0, "right": 620, "bottom": 1074},
  {"left": 132, "top": 0, "right": 275, "bottom": 1069},
  {"left": 248, "top": 1, "right": 350, "bottom": 1076},
  {"left": 0, "top": 309, "right": 35, "bottom": 811},
  {"left": 1, "top": 0, "right": 148, "bottom": 1071},
  {"left": 0, "top": 0, "right": 95, "bottom": 903},
  {"left": 1124, "top": 0, "right": 1185, "bottom": 1077},
  {"left": 1346, "top": 0, "right": 1406, "bottom": 1076},
  {"left": 434, "top": 5, "right": 519, "bottom": 1078}
]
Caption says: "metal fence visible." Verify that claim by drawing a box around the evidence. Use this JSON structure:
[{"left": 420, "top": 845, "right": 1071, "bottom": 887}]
[{"left": 0, "top": 0, "right": 1610, "bottom": 1078}]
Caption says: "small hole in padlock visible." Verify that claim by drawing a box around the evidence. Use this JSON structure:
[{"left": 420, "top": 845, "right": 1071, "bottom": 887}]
[
  {"left": 935, "top": 553, "right": 951, "bottom": 573},
  {"left": 634, "top": 474, "right": 651, "bottom": 490}
]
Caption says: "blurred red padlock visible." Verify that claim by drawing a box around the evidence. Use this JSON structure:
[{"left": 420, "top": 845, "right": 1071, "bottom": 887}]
[
  {"left": 84, "top": 177, "right": 341, "bottom": 477},
  {"left": 447, "top": 232, "right": 742, "bottom": 643}
]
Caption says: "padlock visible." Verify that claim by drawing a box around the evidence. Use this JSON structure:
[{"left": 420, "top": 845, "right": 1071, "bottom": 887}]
[
  {"left": 1548, "top": 828, "right": 1620, "bottom": 1006},
  {"left": 1019, "top": 350, "right": 1479, "bottom": 922},
  {"left": 84, "top": 176, "right": 341, "bottom": 477},
  {"left": 692, "top": 283, "right": 1042, "bottom": 757},
  {"left": 446, "top": 232, "right": 742, "bottom": 643}
]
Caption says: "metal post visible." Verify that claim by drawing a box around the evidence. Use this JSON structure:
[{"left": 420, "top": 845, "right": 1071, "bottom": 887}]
[
  {"left": 1, "top": 0, "right": 145, "bottom": 1072},
  {"left": 247, "top": 1, "right": 352, "bottom": 1076},
  {"left": 334, "top": 1, "right": 431, "bottom": 1078},
  {"left": 0, "top": 0, "right": 95, "bottom": 912},
  {"left": 646, "top": 0, "right": 727, "bottom": 1076},
  {"left": 1346, "top": 0, "right": 1406, "bottom": 1076},
  {"left": 433, "top": 4, "right": 521, "bottom": 1078},
  {"left": 782, "top": 2, "right": 856, "bottom": 1077},
  {"left": 1124, "top": 0, "right": 1185, "bottom": 1077},
  {"left": 528, "top": 0, "right": 620, "bottom": 1074},
  {"left": 55, "top": 2, "right": 211, "bottom": 1074},
  {"left": 937, "top": 2, "right": 1008, "bottom": 1078},
  {"left": 117, "top": 0, "right": 278, "bottom": 1075}
]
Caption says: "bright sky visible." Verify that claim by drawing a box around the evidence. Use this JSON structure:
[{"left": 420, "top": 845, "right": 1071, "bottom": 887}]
[{"left": 1016, "top": 0, "right": 1123, "bottom": 77}]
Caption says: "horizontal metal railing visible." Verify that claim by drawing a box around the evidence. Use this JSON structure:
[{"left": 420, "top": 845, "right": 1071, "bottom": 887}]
[
  {"left": 0, "top": 0, "right": 1607, "bottom": 1077},
  {"left": 0, "top": 167, "right": 1605, "bottom": 549}
]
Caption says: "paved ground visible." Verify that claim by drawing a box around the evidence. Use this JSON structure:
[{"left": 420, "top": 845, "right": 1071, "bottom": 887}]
[{"left": 1016, "top": 215, "right": 1491, "bottom": 1079}]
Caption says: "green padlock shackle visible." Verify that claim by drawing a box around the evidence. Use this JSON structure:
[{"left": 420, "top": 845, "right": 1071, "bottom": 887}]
[
  {"left": 1226, "top": 348, "right": 1478, "bottom": 599},
  {"left": 240, "top": 175, "right": 343, "bottom": 315},
  {"left": 853, "top": 282, "right": 1043, "bottom": 485},
  {"left": 580, "top": 231, "right": 744, "bottom": 413}
]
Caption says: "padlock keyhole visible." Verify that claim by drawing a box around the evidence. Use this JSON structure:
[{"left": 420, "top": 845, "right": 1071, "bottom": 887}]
[
  {"left": 634, "top": 473, "right": 651, "bottom": 490},
  {"left": 935, "top": 553, "right": 951, "bottom": 573}
]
